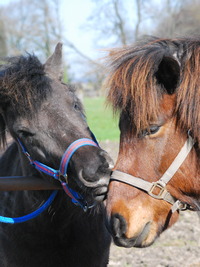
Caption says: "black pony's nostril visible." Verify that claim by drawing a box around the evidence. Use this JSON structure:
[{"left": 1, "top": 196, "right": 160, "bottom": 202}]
[
  {"left": 111, "top": 213, "right": 127, "bottom": 238},
  {"left": 98, "top": 150, "right": 114, "bottom": 170},
  {"left": 74, "top": 147, "right": 113, "bottom": 192},
  {"left": 80, "top": 150, "right": 113, "bottom": 183}
]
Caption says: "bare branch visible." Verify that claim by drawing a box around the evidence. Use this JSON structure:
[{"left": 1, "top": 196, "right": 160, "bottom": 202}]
[
  {"left": 113, "top": 0, "right": 127, "bottom": 45},
  {"left": 64, "top": 38, "right": 102, "bottom": 67},
  {"left": 135, "top": 0, "right": 142, "bottom": 40}
]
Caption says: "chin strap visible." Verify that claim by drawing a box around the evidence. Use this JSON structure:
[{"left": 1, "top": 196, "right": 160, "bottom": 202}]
[{"left": 111, "top": 135, "right": 195, "bottom": 213}]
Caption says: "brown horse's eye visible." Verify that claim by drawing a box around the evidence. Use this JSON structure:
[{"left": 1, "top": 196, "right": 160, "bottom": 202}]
[
  {"left": 149, "top": 125, "right": 160, "bottom": 135},
  {"left": 141, "top": 125, "right": 160, "bottom": 137}
]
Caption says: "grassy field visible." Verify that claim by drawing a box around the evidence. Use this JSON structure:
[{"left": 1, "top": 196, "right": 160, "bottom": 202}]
[{"left": 83, "top": 97, "right": 120, "bottom": 141}]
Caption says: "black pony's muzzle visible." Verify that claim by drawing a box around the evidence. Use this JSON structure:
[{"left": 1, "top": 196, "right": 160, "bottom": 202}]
[
  {"left": 78, "top": 149, "right": 113, "bottom": 185},
  {"left": 76, "top": 149, "right": 114, "bottom": 202}
]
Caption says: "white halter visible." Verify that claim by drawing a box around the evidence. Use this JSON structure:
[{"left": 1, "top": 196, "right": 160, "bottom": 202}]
[{"left": 111, "top": 135, "right": 194, "bottom": 213}]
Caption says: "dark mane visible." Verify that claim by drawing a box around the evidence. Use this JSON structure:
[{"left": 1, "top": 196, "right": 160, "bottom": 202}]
[
  {"left": 0, "top": 54, "right": 51, "bottom": 147},
  {"left": 105, "top": 37, "right": 200, "bottom": 143},
  {"left": 0, "top": 54, "right": 51, "bottom": 114}
]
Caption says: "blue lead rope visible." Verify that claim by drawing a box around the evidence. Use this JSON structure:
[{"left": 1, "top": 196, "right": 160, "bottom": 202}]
[
  {"left": 0, "top": 190, "right": 58, "bottom": 224},
  {"left": 0, "top": 137, "right": 98, "bottom": 224}
]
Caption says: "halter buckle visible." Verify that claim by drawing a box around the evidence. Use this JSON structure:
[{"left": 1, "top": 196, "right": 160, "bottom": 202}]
[
  {"left": 148, "top": 181, "right": 168, "bottom": 200},
  {"left": 171, "top": 200, "right": 190, "bottom": 213},
  {"left": 59, "top": 173, "right": 68, "bottom": 184}
]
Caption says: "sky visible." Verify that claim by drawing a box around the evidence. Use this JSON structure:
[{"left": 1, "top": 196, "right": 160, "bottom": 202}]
[
  {"left": 60, "top": 0, "right": 98, "bottom": 58},
  {"left": 0, "top": 0, "right": 97, "bottom": 55}
]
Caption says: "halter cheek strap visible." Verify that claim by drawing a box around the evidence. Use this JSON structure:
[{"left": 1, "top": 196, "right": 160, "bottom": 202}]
[{"left": 111, "top": 135, "right": 195, "bottom": 213}]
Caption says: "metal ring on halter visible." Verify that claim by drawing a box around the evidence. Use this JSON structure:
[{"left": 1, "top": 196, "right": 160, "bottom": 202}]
[{"left": 58, "top": 173, "right": 68, "bottom": 184}]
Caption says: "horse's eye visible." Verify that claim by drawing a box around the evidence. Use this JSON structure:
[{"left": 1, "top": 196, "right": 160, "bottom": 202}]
[
  {"left": 74, "top": 103, "right": 79, "bottom": 110},
  {"left": 17, "top": 130, "right": 35, "bottom": 138},
  {"left": 74, "top": 102, "right": 81, "bottom": 111},
  {"left": 149, "top": 125, "right": 160, "bottom": 135},
  {"left": 141, "top": 125, "right": 160, "bottom": 137}
]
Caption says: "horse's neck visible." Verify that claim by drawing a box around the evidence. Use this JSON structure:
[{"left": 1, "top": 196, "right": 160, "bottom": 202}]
[
  {"left": 0, "top": 142, "right": 22, "bottom": 176},
  {"left": 0, "top": 142, "right": 39, "bottom": 177}
]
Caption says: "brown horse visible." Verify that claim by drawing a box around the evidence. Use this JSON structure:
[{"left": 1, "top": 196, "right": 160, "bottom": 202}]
[{"left": 105, "top": 37, "right": 200, "bottom": 248}]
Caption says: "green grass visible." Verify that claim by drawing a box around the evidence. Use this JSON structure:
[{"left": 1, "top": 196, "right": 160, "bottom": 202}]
[{"left": 83, "top": 97, "right": 120, "bottom": 141}]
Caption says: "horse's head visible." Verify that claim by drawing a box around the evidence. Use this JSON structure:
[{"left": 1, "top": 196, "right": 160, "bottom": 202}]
[
  {"left": 0, "top": 43, "right": 113, "bottom": 205},
  {"left": 105, "top": 38, "right": 200, "bottom": 247}
]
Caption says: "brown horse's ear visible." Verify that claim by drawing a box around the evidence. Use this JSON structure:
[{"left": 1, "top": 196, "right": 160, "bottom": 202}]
[
  {"left": 44, "top": 42, "right": 63, "bottom": 80},
  {"left": 155, "top": 56, "right": 180, "bottom": 94}
]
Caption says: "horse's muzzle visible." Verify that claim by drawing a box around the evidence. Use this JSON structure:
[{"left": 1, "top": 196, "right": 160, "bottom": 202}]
[
  {"left": 107, "top": 213, "right": 152, "bottom": 248},
  {"left": 78, "top": 150, "right": 113, "bottom": 185},
  {"left": 77, "top": 150, "right": 113, "bottom": 201}
]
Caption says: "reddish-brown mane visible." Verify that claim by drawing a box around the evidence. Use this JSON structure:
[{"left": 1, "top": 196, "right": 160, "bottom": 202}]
[
  {"left": 105, "top": 37, "right": 200, "bottom": 143},
  {"left": 176, "top": 40, "right": 200, "bottom": 143}
]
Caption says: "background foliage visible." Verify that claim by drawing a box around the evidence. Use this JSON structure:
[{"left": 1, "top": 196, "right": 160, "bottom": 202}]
[{"left": 84, "top": 97, "right": 119, "bottom": 141}]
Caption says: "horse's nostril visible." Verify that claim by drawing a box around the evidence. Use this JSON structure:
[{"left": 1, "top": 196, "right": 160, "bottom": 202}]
[
  {"left": 78, "top": 169, "right": 109, "bottom": 188},
  {"left": 111, "top": 213, "right": 127, "bottom": 238},
  {"left": 98, "top": 150, "right": 114, "bottom": 170}
]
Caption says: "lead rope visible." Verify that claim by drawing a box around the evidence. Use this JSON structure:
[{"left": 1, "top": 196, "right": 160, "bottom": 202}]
[
  {"left": 0, "top": 137, "right": 98, "bottom": 224},
  {"left": 0, "top": 190, "right": 58, "bottom": 224}
]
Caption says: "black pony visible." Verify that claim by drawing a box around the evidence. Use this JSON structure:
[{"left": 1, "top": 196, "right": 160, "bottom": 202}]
[{"left": 0, "top": 43, "right": 113, "bottom": 267}]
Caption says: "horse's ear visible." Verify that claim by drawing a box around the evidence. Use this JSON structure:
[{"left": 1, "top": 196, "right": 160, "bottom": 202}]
[
  {"left": 44, "top": 42, "right": 63, "bottom": 80},
  {"left": 155, "top": 56, "right": 180, "bottom": 94}
]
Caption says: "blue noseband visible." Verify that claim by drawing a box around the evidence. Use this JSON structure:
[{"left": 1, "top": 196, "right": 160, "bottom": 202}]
[
  {"left": 18, "top": 138, "right": 99, "bottom": 210},
  {"left": 0, "top": 137, "right": 99, "bottom": 224}
]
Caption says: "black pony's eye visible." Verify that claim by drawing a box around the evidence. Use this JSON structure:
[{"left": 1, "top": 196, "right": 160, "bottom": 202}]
[
  {"left": 74, "top": 103, "right": 79, "bottom": 110},
  {"left": 17, "top": 130, "right": 35, "bottom": 138}
]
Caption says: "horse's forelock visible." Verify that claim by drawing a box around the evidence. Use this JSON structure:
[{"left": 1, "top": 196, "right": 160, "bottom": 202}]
[
  {"left": 106, "top": 40, "right": 170, "bottom": 133},
  {"left": 0, "top": 54, "right": 51, "bottom": 116}
]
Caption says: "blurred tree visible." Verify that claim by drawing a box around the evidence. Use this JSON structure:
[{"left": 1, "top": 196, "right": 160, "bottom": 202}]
[
  {"left": 79, "top": 0, "right": 152, "bottom": 93},
  {"left": 1, "top": 0, "right": 62, "bottom": 58},
  {"left": 0, "top": 0, "right": 71, "bottom": 81},
  {"left": 86, "top": 0, "right": 149, "bottom": 47},
  {"left": 0, "top": 17, "right": 7, "bottom": 57},
  {"left": 154, "top": 0, "right": 200, "bottom": 37},
  {"left": 81, "top": 0, "right": 200, "bottom": 93}
]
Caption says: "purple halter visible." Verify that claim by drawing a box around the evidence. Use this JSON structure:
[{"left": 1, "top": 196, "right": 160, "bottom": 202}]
[{"left": 18, "top": 138, "right": 99, "bottom": 211}]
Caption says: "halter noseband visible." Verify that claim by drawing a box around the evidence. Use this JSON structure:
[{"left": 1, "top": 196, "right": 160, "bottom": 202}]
[
  {"left": 18, "top": 137, "right": 99, "bottom": 211},
  {"left": 111, "top": 135, "right": 195, "bottom": 213}
]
